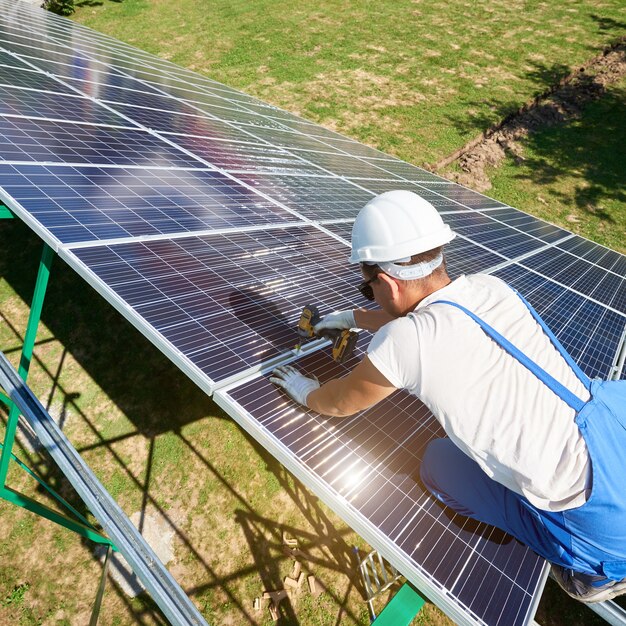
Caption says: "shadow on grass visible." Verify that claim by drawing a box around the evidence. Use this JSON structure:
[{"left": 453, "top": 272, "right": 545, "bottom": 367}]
[
  {"left": 444, "top": 54, "right": 626, "bottom": 220},
  {"left": 506, "top": 85, "right": 626, "bottom": 220}
]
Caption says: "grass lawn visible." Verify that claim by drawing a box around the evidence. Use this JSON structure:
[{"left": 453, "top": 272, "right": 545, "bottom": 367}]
[{"left": 0, "top": 0, "right": 625, "bottom": 625}]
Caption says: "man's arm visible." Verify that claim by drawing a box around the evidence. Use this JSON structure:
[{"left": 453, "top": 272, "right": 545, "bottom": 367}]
[
  {"left": 306, "top": 356, "right": 397, "bottom": 417},
  {"left": 353, "top": 309, "right": 396, "bottom": 332}
]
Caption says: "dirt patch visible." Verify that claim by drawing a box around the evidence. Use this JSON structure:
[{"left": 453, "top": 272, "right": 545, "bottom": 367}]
[{"left": 435, "top": 40, "right": 626, "bottom": 191}]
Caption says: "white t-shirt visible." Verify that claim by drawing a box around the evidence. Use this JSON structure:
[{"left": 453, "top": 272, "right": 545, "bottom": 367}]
[{"left": 368, "top": 274, "right": 591, "bottom": 512}]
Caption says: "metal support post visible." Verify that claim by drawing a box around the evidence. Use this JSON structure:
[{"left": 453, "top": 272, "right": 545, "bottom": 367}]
[{"left": 0, "top": 242, "right": 54, "bottom": 488}]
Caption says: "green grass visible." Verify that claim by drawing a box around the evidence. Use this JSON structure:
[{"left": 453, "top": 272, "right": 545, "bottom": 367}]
[
  {"left": 488, "top": 77, "right": 626, "bottom": 252},
  {"left": 72, "top": 0, "right": 626, "bottom": 164}
]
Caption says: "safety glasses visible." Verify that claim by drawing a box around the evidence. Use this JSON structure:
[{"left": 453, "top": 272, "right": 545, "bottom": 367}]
[{"left": 357, "top": 275, "right": 377, "bottom": 301}]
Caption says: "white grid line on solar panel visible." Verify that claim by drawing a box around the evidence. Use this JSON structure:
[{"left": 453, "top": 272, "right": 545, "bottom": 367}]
[
  {"left": 102, "top": 99, "right": 291, "bottom": 134},
  {"left": 518, "top": 247, "right": 626, "bottom": 314},
  {"left": 476, "top": 208, "right": 571, "bottom": 244},
  {"left": 156, "top": 133, "right": 326, "bottom": 176},
  {"left": 0, "top": 24, "right": 87, "bottom": 64},
  {"left": 493, "top": 264, "right": 626, "bottom": 379},
  {"left": 556, "top": 235, "right": 626, "bottom": 276},
  {"left": 0, "top": 163, "right": 301, "bottom": 245},
  {"left": 228, "top": 173, "right": 376, "bottom": 221},
  {"left": 0, "top": 49, "right": 30, "bottom": 69},
  {"left": 64, "top": 74, "right": 264, "bottom": 117},
  {"left": 343, "top": 177, "right": 502, "bottom": 211},
  {"left": 217, "top": 368, "right": 545, "bottom": 626},
  {"left": 68, "top": 227, "right": 380, "bottom": 385},
  {"left": 0, "top": 84, "right": 136, "bottom": 127},
  {"left": 0, "top": 115, "right": 210, "bottom": 168},
  {"left": 0, "top": 61, "right": 73, "bottom": 92},
  {"left": 444, "top": 213, "right": 561, "bottom": 258},
  {"left": 64, "top": 220, "right": 312, "bottom": 251},
  {"left": 0, "top": 54, "right": 349, "bottom": 233},
  {"left": 288, "top": 146, "right": 448, "bottom": 182}
]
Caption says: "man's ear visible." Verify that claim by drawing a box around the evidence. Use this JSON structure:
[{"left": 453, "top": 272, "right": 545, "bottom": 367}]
[{"left": 377, "top": 272, "right": 400, "bottom": 299}]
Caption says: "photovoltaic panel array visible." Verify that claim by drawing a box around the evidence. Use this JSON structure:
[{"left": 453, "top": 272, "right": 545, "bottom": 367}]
[
  {"left": 214, "top": 343, "right": 546, "bottom": 626},
  {"left": 0, "top": 3, "right": 625, "bottom": 625}
]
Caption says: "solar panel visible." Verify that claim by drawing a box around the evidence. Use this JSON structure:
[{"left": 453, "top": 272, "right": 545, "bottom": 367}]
[
  {"left": 0, "top": 116, "right": 203, "bottom": 167},
  {"left": 213, "top": 344, "right": 547, "bottom": 626},
  {"left": 0, "top": 164, "right": 301, "bottom": 245},
  {"left": 519, "top": 247, "right": 626, "bottom": 313},
  {"left": 66, "top": 226, "right": 376, "bottom": 390},
  {"left": 0, "top": 3, "right": 625, "bottom": 625}
]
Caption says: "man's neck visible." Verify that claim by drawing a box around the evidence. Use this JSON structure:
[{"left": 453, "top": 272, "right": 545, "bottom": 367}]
[{"left": 403, "top": 273, "right": 452, "bottom": 314}]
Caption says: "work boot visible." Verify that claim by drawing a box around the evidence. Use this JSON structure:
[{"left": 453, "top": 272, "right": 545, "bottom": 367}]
[{"left": 551, "top": 564, "right": 626, "bottom": 603}]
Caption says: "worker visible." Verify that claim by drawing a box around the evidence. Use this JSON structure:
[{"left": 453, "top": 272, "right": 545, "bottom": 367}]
[{"left": 271, "top": 190, "right": 626, "bottom": 603}]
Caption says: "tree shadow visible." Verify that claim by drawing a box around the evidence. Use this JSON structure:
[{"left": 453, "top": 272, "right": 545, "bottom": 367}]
[
  {"left": 505, "top": 83, "right": 626, "bottom": 218},
  {"left": 444, "top": 55, "right": 626, "bottom": 218},
  {"left": 589, "top": 14, "right": 626, "bottom": 32}
]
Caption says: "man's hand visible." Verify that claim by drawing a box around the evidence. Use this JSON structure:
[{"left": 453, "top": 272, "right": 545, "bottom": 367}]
[
  {"left": 270, "top": 365, "right": 320, "bottom": 407},
  {"left": 313, "top": 310, "right": 356, "bottom": 334}
]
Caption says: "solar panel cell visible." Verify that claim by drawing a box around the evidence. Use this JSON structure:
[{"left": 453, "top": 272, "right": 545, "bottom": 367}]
[
  {"left": 494, "top": 265, "right": 625, "bottom": 379},
  {"left": 0, "top": 164, "right": 299, "bottom": 244},
  {"left": 519, "top": 248, "right": 626, "bottom": 312},
  {"left": 0, "top": 116, "right": 202, "bottom": 168},
  {"left": 69, "top": 226, "right": 375, "bottom": 385}
]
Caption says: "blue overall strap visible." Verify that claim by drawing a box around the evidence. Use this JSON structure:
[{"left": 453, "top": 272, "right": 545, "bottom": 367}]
[
  {"left": 513, "top": 290, "right": 591, "bottom": 390},
  {"left": 432, "top": 300, "right": 586, "bottom": 413}
]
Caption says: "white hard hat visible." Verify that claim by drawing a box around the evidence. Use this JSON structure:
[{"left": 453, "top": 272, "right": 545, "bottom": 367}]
[{"left": 350, "top": 190, "right": 456, "bottom": 264}]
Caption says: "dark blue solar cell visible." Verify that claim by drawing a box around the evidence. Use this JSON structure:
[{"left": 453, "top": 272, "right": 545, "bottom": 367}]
[
  {"left": 238, "top": 173, "right": 374, "bottom": 220},
  {"left": 520, "top": 248, "right": 625, "bottom": 311},
  {"left": 0, "top": 163, "right": 299, "bottom": 244},
  {"left": 0, "top": 63, "right": 68, "bottom": 91},
  {"left": 70, "top": 226, "right": 375, "bottom": 383},
  {"left": 0, "top": 49, "right": 30, "bottom": 68},
  {"left": 494, "top": 265, "right": 625, "bottom": 379},
  {"left": 446, "top": 213, "right": 546, "bottom": 258},
  {"left": 0, "top": 117, "right": 202, "bottom": 167},
  {"left": 289, "top": 149, "right": 405, "bottom": 179},
  {"left": 163, "top": 133, "right": 320, "bottom": 175},
  {"left": 484, "top": 208, "right": 570, "bottom": 243},
  {"left": 0, "top": 84, "right": 133, "bottom": 126}
]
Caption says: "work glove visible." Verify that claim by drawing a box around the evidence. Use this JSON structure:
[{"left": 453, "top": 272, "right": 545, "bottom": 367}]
[
  {"left": 269, "top": 365, "right": 320, "bottom": 407},
  {"left": 313, "top": 310, "right": 356, "bottom": 334}
]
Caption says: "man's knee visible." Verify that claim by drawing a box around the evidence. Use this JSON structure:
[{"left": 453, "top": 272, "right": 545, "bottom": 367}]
[{"left": 420, "top": 437, "right": 454, "bottom": 492}]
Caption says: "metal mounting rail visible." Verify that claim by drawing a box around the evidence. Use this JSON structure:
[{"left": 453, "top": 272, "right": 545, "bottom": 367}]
[{"left": 0, "top": 351, "right": 208, "bottom": 626}]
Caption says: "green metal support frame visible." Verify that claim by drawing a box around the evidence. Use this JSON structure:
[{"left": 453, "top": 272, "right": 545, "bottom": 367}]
[
  {"left": 372, "top": 583, "right": 425, "bottom": 626},
  {"left": 0, "top": 203, "right": 14, "bottom": 408},
  {"left": 0, "top": 237, "right": 113, "bottom": 549}
]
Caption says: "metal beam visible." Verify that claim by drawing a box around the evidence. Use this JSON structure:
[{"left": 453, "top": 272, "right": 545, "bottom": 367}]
[{"left": 0, "top": 350, "right": 208, "bottom": 626}]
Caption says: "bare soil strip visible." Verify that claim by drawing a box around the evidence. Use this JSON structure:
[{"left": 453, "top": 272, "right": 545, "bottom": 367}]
[{"left": 435, "top": 39, "right": 626, "bottom": 191}]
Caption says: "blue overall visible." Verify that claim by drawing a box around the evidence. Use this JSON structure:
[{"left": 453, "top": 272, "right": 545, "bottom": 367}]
[{"left": 419, "top": 293, "right": 626, "bottom": 580}]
